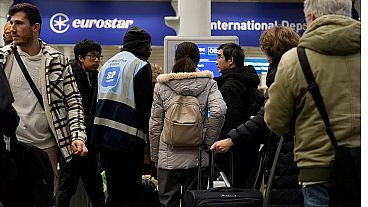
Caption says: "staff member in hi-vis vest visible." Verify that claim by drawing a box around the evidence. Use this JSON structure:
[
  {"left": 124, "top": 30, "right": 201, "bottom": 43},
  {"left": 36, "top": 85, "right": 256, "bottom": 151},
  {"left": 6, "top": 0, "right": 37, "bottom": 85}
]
[{"left": 92, "top": 26, "right": 153, "bottom": 207}]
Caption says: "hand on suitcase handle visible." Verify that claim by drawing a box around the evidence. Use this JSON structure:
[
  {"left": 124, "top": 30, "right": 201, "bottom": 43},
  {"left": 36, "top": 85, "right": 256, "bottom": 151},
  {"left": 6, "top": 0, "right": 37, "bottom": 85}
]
[{"left": 210, "top": 138, "right": 234, "bottom": 153}]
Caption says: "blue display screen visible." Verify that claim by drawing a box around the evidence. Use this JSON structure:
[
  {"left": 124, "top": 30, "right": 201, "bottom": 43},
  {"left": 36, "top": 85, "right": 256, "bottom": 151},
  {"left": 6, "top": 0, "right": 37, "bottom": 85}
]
[
  {"left": 174, "top": 43, "right": 220, "bottom": 77},
  {"left": 245, "top": 57, "right": 269, "bottom": 74},
  {"left": 174, "top": 45, "right": 269, "bottom": 77},
  {"left": 197, "top": 44, "right": 220, "bottom": 77},
  {"left": 196, "top": 46, "right": 270, "bottom": 76}
]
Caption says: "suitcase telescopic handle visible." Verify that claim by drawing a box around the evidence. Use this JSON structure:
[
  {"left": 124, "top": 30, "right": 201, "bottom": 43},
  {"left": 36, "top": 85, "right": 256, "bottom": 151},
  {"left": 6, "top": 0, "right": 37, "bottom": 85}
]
[
  {"left": 197, "top": 145, "right": 215, "bottom": 190},
  {"left": 262, "top": 136, "right": 284, "bottom": 207}
]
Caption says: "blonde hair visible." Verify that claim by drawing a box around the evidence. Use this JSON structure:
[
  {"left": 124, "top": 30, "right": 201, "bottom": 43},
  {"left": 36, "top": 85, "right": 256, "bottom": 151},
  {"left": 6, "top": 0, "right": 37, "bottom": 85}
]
[
  {"left": 3, "top": 21, "right": 12, "bottom": 45},
  {"left": 259, "top": 26, "right": 300, "bottom": 60},
  {"left": 151, "top": 63, "right": 163, "bottom": 83}
]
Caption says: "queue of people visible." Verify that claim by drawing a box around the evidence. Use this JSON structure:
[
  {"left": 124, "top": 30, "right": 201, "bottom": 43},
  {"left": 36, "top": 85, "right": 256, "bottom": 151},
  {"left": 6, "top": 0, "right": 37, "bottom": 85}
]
[{"left": 0, "top": 0, "right": 360, "bottom": 207}]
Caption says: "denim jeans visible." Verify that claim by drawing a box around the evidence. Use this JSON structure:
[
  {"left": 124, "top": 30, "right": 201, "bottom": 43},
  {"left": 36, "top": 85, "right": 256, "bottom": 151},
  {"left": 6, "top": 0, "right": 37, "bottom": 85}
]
[{"left": 301, "top": 182, "right": 330, "bottom": 207}]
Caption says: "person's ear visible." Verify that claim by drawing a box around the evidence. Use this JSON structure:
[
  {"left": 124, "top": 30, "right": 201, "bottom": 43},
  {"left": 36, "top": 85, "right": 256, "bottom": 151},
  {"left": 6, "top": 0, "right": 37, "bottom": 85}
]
[
  {"left": 33, "top": 23, "right": 41, "bottom": 34},
  {"left": 229, "top": 57, "right": 235, "bottom": 66},
  {"left": 306, "top": 12, "right": 317, "bottom": 27},
  {"left": 310, "top": 13, "right": 317, "bottom": 21},
  {"left": 78, "top": 55, "right": 84, "bottom": 62}
]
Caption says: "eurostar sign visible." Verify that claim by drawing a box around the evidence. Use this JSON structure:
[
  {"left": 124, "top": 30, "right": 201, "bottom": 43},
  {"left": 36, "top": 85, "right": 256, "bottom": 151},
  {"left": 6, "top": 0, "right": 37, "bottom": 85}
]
[
  {"left": 50, "top": 13, "right": 134, "bottom": 34},
  {"left": 23, "top": 1, "right": 176, "bottom": 45},
  {"left": 14, "top": 0, "right": 304, "bottom": 46}
]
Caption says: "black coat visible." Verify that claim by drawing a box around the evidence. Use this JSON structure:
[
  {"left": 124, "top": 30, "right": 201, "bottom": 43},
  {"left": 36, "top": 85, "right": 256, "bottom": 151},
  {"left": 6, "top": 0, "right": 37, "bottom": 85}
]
[
  {"left": 0, "top": 64, "right": 19, "bottom": 207},
  {"left": 217, "top": 65, "right": 260, "bottom": 139},
  {"left": 71, "top": 60, "right": 98, "bottom": 143},
  {"left": 227, "top": 58, "right": 304, "bottom": 206},
  {"left": 215, "top": 65, "right": 261, "bottom": 188},
  {"left": 0, "top": 64, "right": 19, "bottom": 144},
  {"left": 227, "top": 57, "right": 281, "bottom": 147}
]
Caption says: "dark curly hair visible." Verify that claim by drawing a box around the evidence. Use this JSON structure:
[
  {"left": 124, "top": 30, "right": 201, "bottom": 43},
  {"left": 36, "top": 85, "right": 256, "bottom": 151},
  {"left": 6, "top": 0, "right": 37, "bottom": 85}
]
[
  {"left": 9, "top": 3, "right": 42, "bottom": 33},
  {"left": 74, "top": 39, "right": 102, "bottom": 64}
]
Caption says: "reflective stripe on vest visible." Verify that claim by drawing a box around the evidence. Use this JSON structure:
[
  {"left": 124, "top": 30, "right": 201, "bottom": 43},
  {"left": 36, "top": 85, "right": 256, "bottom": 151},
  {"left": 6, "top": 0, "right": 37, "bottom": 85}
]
[{"left": 94, "top": 117, "right": 145, "bottom": 140}]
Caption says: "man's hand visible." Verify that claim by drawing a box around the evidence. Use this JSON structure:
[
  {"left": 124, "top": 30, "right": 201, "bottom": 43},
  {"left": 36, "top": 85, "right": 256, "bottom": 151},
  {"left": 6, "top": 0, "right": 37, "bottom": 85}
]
[
  {"left": 210, "top": 138, "right": 234, "bottom": 153},
  {"left": 71, "top": 139, "right": 88, "bottom": 156}
]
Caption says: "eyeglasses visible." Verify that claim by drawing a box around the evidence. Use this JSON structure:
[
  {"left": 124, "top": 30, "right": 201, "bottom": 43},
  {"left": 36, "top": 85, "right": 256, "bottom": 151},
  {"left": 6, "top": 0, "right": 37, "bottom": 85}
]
[{"left": 86, "top": 54, "right": 103, "bottom": 60}]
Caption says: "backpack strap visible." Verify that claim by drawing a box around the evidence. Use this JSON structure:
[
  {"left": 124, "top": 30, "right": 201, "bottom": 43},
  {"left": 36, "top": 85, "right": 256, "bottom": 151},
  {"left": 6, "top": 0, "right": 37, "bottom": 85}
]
[{"left": 296, "top": 47, "right": 337, "bottom": 147}]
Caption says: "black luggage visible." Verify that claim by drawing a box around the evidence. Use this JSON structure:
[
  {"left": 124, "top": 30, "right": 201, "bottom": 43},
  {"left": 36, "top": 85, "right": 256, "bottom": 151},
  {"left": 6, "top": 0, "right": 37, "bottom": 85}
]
[
  {"left": 139, "top": 176, "right": 160, "bottom": 207},
  {"left": 0, "top": 136, "right": 54, "bottom": 207},
  {"left": 184, "top": 147, "right": 263, "bottom": 207},
  {"left": 16, "top": 141, "right": 54, "bottom": 207},
  {"left": 185, "top": 187, "right": 262, "bottom": 207}
]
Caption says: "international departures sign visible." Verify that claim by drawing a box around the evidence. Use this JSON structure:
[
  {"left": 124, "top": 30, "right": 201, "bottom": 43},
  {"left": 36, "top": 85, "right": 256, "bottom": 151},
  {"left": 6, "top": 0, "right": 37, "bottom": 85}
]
[{"left": 12, "top": 0, "right": 305, "bottom": 46}]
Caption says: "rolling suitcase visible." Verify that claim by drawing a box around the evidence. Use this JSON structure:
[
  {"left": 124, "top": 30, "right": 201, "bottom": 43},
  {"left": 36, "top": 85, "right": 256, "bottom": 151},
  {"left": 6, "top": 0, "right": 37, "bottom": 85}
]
[{"left": 184, "top": 147, "right": 263, "bottom": 207}]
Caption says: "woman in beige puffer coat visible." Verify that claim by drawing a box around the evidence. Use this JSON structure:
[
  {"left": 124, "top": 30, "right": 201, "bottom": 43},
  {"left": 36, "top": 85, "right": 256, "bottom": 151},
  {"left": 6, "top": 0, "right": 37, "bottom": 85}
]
[{"left": 149, "top": 42, "right": 226, "bottom": 207}]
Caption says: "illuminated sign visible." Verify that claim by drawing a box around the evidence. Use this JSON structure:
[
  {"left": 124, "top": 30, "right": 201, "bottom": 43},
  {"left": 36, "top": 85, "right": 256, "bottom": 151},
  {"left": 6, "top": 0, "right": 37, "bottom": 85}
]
[{"left": 13, "top": 0, "right": 304, "bottom": 46}]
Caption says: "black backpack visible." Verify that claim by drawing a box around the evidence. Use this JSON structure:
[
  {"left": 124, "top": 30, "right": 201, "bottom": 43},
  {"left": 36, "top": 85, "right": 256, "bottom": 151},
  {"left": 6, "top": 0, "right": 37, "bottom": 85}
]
[
  {"left": 247, "top": 86, "right": 265, "bottom": 116},
  {"left": 0, "top": 137, "right": 54, "bottom": 207}
]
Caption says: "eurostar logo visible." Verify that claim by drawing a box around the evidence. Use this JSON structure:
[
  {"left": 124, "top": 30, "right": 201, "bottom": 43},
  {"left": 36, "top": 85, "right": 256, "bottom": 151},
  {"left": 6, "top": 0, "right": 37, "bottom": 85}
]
[{"left": 50, "top": 13, "right": 70, "bottom": 34}]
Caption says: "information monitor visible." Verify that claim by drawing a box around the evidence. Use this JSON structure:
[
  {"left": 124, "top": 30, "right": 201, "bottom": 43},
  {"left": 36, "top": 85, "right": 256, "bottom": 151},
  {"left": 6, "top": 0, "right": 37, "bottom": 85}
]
[{"left": 164, "top": 36, "right": 239, "bottom": 77}]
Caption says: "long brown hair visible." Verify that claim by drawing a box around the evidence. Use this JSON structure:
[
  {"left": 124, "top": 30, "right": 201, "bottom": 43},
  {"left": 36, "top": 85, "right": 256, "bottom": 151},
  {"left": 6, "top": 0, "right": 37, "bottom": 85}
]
[
  {"left": 174, "top": 42, "right": 200, "bottom": 65},
  {"left": 172, "top": 57, "right": 196, "bottom": 73}
]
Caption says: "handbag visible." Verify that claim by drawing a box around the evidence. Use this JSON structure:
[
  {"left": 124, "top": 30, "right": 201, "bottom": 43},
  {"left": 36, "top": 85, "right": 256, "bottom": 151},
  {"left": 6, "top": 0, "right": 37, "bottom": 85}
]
[{"left": 297, "top": 47, "right": 360, "bottom": 207}]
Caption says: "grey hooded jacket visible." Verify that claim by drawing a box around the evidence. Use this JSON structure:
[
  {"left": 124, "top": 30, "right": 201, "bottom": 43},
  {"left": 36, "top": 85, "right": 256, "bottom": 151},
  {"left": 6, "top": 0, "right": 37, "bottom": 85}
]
[{"left": 149, "top": 70, "right": 227, "bottom": 169}]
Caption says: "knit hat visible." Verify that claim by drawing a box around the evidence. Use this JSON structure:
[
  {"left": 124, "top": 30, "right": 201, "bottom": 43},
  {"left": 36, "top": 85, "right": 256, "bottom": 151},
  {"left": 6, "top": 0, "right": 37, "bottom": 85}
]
[
  {"left": 122, "top": 26, "right": 151, "bottom": 48},
  {"left": 3, "top": 22, "right": 12, "bottom": 44}
]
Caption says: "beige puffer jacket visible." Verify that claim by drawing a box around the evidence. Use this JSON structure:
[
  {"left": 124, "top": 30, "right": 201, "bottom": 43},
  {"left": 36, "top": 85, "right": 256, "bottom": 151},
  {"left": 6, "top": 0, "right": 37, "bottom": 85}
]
[{"left": 149, "top": 70, "right": 227, "bottom": 169}]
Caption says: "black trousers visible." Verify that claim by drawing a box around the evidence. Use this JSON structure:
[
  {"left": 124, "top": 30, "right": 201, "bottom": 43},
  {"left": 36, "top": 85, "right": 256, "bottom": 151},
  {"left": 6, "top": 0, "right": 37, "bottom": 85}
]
[
  {"left": 55, "top": 150, "right": 105, "bottom": 207},
  {"left": 157, "top": 168, "right": 208, "bottom": 207},
  {"left": 100, "top": 146, "right": 144, "bottom": 207}
]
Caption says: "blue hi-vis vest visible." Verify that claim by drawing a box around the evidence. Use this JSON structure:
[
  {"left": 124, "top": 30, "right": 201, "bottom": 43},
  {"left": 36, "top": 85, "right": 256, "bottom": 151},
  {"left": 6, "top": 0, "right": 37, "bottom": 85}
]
[{"left": 94, "top": 51, "right": 148, "bottom": 142}]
